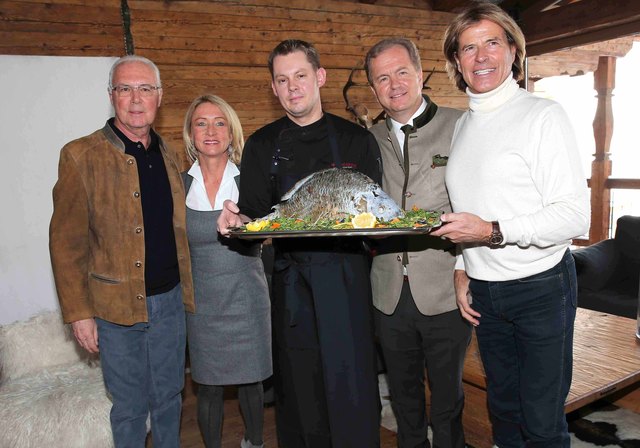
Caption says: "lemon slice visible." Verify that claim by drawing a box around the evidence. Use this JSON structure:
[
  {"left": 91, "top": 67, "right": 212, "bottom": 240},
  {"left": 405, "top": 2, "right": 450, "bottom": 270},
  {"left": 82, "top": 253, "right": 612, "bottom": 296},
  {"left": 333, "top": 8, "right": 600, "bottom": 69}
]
[
  {"left": 351, "top": 212, "right": 377, "bottom": 229},
  {"left": 245, "top": 220, "right": 270, "bottom": 232}
]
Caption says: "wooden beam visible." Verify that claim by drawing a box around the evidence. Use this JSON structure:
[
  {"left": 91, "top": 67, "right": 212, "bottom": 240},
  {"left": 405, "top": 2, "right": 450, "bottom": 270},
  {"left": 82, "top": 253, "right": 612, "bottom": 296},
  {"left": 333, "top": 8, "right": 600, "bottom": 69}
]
[
  {"left": 527, "top": 36, "right": 636, "bottom": 79},
  {"left": 500, "top": 0, "right": 559, "bottom": 18},
  {"left": 354, "top": 0, "right": 430, "bottom": 6},
  {"left": 589, "top": 56, "right": 615, "bottom": 243},
  {"left": 564, "top": 37, "right": 635, "bottom": 57},
  {"left": 606, "top": 179, "right": 640, "bottom": 190},
  {"left": 430, "top": 0, "right": 470, "bottom": 12},
  {"left": 527, "top": 20, "right": 640, "bottom": 56},
  {"left": 527, "top": 55, "right": 596, "bottom": 79},
  {"left": 521, "top": 0, "right": 640, "bottom": 56}
]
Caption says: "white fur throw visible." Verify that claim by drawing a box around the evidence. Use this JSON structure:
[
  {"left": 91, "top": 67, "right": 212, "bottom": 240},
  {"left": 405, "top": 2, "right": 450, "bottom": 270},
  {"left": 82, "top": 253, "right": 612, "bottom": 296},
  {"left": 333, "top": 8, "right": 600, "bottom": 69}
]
[
  {"left": 0, "top": 311, "right": 113, "bottom": 447},
  {"left": 0, "top": 311, "right": 96, "bottom": 382}
]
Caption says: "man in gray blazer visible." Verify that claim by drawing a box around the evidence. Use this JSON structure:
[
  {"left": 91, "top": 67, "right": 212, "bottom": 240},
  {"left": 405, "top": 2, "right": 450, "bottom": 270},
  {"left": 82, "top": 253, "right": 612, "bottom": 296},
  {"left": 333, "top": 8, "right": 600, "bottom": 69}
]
[{"left": 365, "top": 38, "right": 472, "bottom": 448}]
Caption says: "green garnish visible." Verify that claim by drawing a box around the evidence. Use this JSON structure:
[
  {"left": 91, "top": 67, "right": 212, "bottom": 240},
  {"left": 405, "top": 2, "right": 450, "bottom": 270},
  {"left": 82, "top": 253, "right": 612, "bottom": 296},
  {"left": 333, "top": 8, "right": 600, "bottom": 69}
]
[{"left": 239, "top": 208, "right": 442, "bottom": 232}]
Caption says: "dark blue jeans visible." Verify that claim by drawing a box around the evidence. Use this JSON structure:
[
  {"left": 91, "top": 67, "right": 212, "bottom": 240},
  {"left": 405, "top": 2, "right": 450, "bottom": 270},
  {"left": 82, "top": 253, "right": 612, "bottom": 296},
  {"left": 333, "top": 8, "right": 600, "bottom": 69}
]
[
  {"left": 469, "top": 250, "right": 576, "bottom": 448},
  {"left": 96, "top": 284, "right": 186, "bottom": 448}
]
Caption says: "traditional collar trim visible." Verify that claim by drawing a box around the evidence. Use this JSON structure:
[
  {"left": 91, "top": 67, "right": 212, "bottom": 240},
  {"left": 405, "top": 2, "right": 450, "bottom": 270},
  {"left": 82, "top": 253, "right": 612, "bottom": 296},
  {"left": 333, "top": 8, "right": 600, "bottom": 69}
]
[{"left": 386, "top": 94, "right": 439, "bottom": 132}]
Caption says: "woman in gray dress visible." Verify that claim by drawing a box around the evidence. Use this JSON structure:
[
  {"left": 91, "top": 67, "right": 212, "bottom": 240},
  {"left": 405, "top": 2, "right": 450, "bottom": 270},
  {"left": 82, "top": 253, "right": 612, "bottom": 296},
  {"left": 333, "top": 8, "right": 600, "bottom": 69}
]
[{"left": 183, "top": 94, "right": 272, "bottom": 448}]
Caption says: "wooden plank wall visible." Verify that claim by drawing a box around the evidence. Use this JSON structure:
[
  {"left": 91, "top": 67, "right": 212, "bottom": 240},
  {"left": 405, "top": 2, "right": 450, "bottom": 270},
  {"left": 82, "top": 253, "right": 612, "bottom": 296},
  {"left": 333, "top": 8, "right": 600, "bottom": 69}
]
[
  {"left": 0, "top": 0, "right": 124, "bottom": 55},
  {"left": 1, "top": 0, "right": 466, "bottom": 160}
]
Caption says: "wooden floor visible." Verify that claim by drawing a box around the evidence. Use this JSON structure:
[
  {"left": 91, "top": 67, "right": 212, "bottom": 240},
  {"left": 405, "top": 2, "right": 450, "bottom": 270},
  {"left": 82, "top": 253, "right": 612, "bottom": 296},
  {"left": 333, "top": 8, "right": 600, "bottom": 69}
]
[
  {"left": 172, "top": 375, "right": 640, "bottom": 448},
  {"left": 609, "top": 381, "right": 640, "bottom": 414},
  {"left": 175, "top": 375, "right": 399, "bottom": 448}
]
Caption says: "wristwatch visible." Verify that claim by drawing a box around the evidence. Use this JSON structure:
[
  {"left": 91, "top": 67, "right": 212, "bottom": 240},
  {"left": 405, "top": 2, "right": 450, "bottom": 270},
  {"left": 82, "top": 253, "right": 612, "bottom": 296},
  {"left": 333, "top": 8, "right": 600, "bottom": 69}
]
[{"left": 489, "top": 221, "right": 504, "bottom": 246}]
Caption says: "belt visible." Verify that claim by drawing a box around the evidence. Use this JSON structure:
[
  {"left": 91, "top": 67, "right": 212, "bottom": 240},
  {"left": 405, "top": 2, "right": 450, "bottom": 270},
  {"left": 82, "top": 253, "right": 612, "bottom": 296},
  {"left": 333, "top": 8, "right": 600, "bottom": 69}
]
[{"left": 403, "top": 275, "right": 409, "bottom": 282}]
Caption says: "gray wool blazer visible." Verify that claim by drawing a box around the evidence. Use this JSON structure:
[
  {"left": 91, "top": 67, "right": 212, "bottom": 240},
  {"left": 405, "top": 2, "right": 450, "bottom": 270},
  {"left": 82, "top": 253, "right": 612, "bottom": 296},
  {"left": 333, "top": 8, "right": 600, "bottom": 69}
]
[{"left": 370, "top": 103, "right": 463, "bottom": 316}]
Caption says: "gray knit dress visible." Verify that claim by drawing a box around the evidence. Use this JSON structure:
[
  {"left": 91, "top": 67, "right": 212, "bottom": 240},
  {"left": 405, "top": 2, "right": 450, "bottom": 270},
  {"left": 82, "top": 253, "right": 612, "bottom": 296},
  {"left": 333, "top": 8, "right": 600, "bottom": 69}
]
[{"left": 185, "top": 176, "right": 272, "bottom": 385}]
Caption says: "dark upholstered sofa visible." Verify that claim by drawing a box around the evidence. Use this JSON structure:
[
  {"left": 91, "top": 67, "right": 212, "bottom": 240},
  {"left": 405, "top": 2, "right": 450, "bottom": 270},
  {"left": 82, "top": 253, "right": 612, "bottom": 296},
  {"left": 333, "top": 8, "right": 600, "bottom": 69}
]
[{"left": 571, "top": 215, "right": 640, "bottom": 319}]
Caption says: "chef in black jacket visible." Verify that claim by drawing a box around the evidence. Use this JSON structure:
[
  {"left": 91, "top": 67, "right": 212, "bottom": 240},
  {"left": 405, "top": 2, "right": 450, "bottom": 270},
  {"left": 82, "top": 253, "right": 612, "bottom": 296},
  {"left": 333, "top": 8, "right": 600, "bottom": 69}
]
[{"left": 218, "top": 39, "right": 382, "bottom": 448}]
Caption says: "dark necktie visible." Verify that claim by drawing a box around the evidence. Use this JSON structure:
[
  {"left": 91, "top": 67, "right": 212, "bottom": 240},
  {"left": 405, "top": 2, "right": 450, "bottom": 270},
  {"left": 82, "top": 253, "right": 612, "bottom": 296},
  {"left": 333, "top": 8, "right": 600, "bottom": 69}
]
[
  {"left": 400, "top": 124, "right": 414, "bottom": 211},
  {"left": 400, "top": 124, "right": 414, "bottom": 266}
]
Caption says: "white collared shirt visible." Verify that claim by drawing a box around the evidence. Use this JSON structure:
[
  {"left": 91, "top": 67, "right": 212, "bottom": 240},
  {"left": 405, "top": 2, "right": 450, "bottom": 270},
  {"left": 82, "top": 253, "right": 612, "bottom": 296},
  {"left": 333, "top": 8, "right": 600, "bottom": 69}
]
[
  {"left": 390, "top": 98, "right": 428, "bottom": 156},
  {"left": 186, "top": 159, "right": 240, "bottom": 211}
]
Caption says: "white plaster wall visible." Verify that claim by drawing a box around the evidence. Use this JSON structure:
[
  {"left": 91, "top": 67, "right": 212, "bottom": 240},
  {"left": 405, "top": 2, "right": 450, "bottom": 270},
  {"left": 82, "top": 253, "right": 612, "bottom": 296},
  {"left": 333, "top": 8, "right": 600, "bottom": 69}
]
[{"left": 0, "top": 55, "right": 116, "bottom": 325}]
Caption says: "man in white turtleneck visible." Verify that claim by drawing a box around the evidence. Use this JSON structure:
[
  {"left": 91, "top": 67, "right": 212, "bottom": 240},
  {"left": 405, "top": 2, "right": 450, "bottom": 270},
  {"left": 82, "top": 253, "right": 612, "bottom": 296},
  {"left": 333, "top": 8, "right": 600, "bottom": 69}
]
[{"left": 432, "top": 3, "right": 589, "bottom": 448}]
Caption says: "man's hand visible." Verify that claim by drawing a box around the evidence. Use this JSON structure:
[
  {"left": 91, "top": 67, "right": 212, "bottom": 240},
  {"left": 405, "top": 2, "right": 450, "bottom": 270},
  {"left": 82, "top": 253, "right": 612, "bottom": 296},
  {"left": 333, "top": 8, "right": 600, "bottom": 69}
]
[
  {"left": 454, "top": 269, "right": 481, "bottom": 326},
  {"left": 71, "top": 318, "right": 99, "bottom": 353},
  {"left": 431, "top": 212, "right": 492, "bottom": 244},
  {"left": 217, "top": 200, "right": 248, "bottom": 236}
]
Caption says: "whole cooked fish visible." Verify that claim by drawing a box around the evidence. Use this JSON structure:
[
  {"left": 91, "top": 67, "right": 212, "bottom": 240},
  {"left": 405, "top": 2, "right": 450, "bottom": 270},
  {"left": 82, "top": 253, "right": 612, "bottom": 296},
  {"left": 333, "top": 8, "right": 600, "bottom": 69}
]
[{"left": 263, "top": 168, "right": 404, "bottom": 222}]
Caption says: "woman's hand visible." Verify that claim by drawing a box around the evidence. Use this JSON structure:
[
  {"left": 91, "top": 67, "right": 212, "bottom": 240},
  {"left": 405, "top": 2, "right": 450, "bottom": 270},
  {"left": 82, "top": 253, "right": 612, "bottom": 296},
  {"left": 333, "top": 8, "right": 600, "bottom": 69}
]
[{"left": 217, "top": 200, "right": 249, "bottom": 236}]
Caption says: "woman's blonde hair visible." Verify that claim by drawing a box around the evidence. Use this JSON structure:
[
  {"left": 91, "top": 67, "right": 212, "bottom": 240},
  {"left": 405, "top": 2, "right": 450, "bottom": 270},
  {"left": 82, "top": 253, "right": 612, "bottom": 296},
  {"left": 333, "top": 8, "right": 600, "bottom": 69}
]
[
  {"left": 443, "top": 2, "right": 526, "bottom": 92},
  {"left": 183, "top": 94, "right": 244, "bottom": 164}
]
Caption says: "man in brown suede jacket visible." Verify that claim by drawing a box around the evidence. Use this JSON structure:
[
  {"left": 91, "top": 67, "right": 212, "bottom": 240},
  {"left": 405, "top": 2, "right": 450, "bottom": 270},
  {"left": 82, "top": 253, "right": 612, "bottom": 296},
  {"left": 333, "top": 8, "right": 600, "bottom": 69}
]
[{"left": 49, "top": 55, "right": 193, "bottom": 448}]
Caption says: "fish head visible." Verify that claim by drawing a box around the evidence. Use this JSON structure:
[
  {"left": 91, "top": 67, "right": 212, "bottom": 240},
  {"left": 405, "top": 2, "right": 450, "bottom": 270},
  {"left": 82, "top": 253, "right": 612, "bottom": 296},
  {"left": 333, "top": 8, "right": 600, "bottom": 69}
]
[{"left": 362, "top": 184, "right": 405, "bottom": 221}]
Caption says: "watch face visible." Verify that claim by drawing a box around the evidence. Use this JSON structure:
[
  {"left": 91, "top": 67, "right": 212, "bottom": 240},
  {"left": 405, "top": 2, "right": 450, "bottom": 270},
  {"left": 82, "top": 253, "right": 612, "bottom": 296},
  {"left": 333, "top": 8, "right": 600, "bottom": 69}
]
[
  {"left": 490, "top": 221, "right": 503, "bottom": 246},
  {"left": 490, "top": 234, "right": 504, "bottom": 245}
]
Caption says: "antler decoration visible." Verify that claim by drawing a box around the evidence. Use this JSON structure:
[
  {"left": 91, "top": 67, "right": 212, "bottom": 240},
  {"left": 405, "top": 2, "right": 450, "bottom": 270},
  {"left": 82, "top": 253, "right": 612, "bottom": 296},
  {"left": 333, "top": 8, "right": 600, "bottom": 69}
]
[
  {"left": 423, "top": 66, "right": 436, "bottom": 90},
  {"left": 342, "top": 67, "right": 374, "bottom": 128}
]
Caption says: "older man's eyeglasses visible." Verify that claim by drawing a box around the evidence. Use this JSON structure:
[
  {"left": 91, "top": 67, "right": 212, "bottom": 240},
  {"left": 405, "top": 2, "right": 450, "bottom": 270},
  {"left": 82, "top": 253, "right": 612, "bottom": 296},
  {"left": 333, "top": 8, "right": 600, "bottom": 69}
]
[{"left": 110, "top": 84, "right": 161, "bottom": 97}]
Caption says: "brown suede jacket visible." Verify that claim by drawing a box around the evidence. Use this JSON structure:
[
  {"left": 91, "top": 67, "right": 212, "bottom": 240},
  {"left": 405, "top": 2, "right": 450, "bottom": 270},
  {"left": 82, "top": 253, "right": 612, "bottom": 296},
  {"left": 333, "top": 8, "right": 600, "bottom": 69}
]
[{"left": 49, "top": 122, "right": 194, "bottom": 325}]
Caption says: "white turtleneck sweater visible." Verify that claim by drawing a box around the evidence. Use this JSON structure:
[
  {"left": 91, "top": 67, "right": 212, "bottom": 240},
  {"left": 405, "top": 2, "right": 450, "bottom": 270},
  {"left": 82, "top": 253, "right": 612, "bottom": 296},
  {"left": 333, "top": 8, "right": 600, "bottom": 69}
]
[{"left": 446, "top": 76, "right": 590, "bottom": 281}]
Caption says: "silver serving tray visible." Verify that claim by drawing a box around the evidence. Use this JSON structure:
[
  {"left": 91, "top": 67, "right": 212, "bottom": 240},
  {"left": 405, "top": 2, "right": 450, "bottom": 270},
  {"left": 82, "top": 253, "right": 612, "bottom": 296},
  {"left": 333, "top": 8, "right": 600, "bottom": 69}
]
[{"left": 228, "top": 224, "right": 440, "bottom": 239}]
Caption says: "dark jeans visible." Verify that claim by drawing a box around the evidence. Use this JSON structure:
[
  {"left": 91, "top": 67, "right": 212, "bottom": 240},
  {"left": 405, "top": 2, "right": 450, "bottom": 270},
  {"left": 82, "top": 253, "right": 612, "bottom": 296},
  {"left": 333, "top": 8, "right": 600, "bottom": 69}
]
[
  {"left": 96, "top": 284, "right": 186, "bottom": 448},
  {"left": 469, "top": 250, "right": 576, "bottom": 448},
  {"left": 375, "top": 282, "right": 471, "bottom": 448}
]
